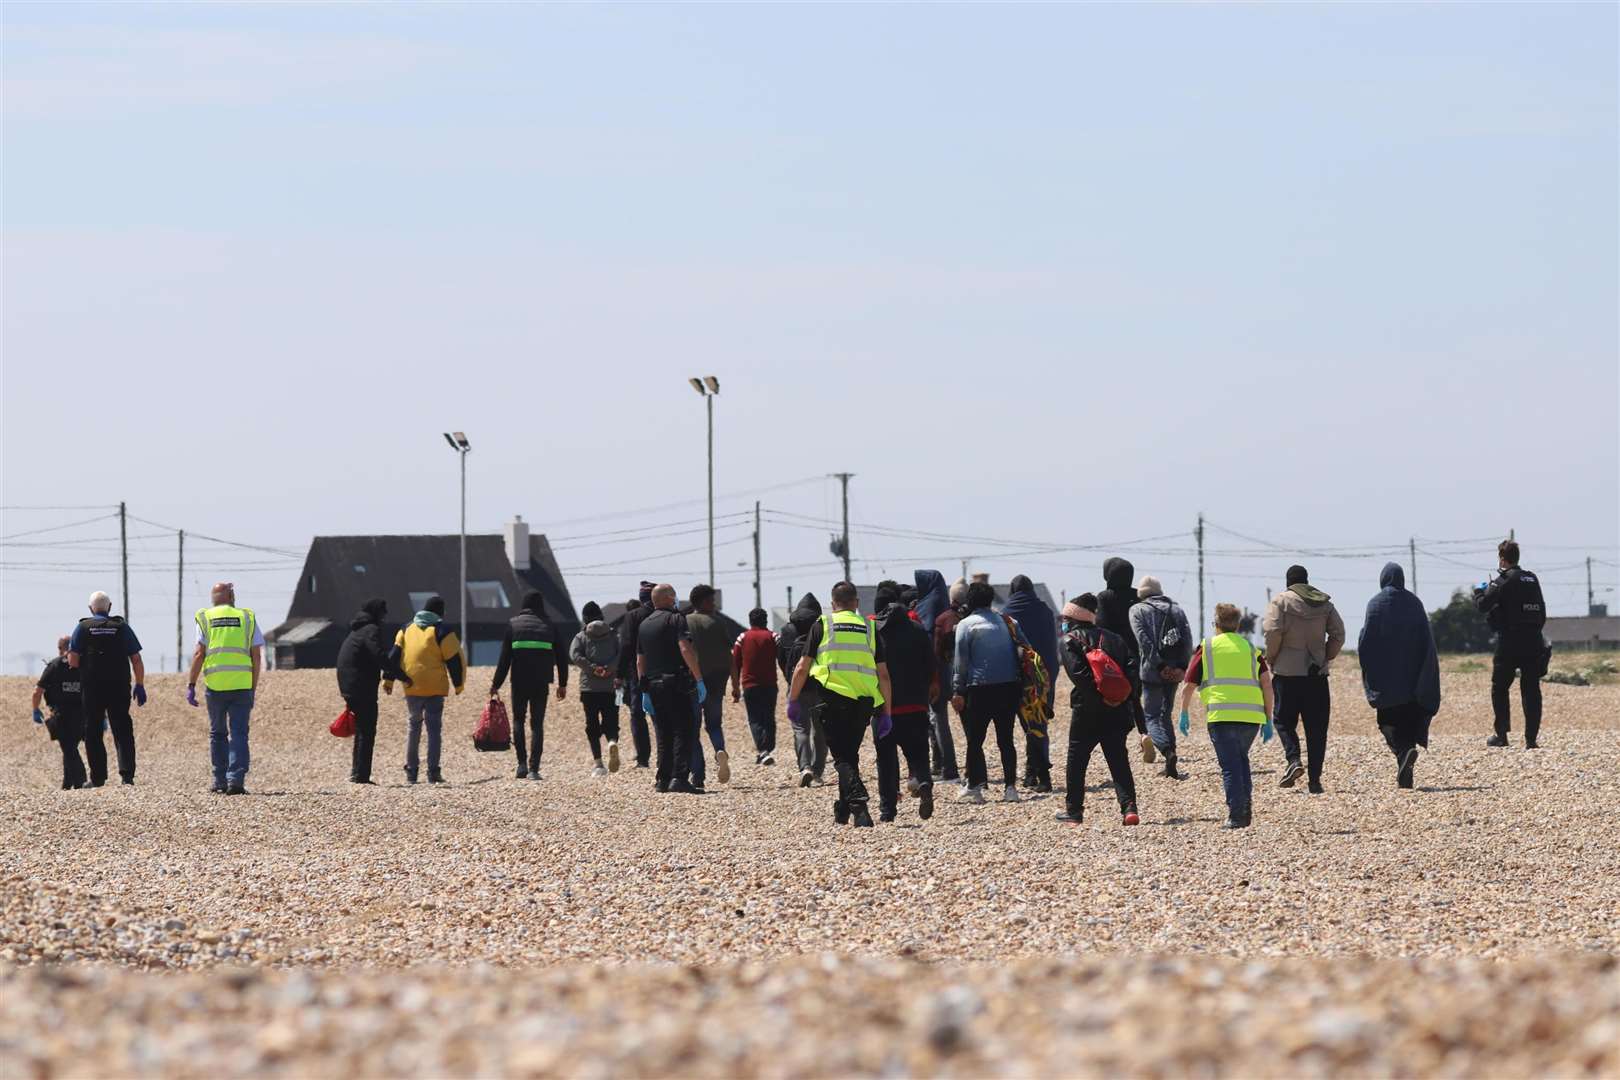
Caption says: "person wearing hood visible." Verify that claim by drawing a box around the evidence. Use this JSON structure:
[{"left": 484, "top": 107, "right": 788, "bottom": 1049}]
[
  {"left": 873, "top": 583, "right": 937, "bottom": 822},
  {"left": 952, "top": 580, "right": 1032, "bottom": 804},
  {"left": 913, "top": 571, "right": 963, "bottom": 784},
  {"left": 570, "top": 601, "right": 621, "bottom": 776},
  {"left": 385, "top": 595, "right": 465, "bottom": 785},
  {"left": 778, "top": 591, "right": 828, "bottom": 785},
  {"left": 731, "top": 608, "right": 780, "bottom": 766},
  {"left": 491, "top": 590, "right": 569, "bottom": 780},
  {"left": 1002, "top": 575, "right": 1058, "bottom": 791},
  {"left": 1129, "top": 576, "right": 1194, "bottom": 780},
  {"left": 1097, "top": 557, "right": 1150, "bottom": 759},
  {"left": 1054, "top": 595, "right": 1140, "bottom": 826},
  {"left": 617, "top": 582, "right": 658, "bottom": 769},
  {"left": 1262, "top": 565, "right": 1346, "bottom": 793},
  {"left": 336, "top": 598, "right": 410, "bottom": 784},
  {"left": 1360, "top": 563, "right": 1442, "bottom": 788}
]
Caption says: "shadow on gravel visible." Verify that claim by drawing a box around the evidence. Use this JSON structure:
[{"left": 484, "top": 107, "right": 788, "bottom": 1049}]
[
  {"left": 1417, "top": 784, "right": 1492, "bottom": 792},
  {"left": 1151, "top": 816, "right": 1224, "bottom": 826}
]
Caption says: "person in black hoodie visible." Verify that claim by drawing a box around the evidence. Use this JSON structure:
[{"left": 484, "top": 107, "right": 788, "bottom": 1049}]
[
  {"left": 490, "top": 590, "right": 569, "bottom": 780},
  {"left": 873, "top": 584, "right": 937, "bottom": 822},
  {"left": 1097, "top": 557, "right": 1149, "bottom": 755},
  {"left": 335, "top": 598, "right": 410, "bottom": 784},
  {"left": 778, "top": 591, "right": 828, "bottom": 786},
  {"left": 618, "top": 582, "right": 657, "bottom": 768},
  {"left": 1054, "top": 594, "right": 1140, "bottom": 826},
  {"left": 912, "top": 570, "right": 962, "bottom": 784}
]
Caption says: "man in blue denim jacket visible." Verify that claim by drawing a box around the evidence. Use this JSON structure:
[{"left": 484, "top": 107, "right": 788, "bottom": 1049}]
[{"left": 950, "top": 581, "right": 1030, "bottom": 804}]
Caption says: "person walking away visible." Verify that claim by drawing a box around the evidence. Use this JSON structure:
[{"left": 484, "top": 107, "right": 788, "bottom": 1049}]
[
  {"left": 684, "top": 585, "right": 733, "bottom": 786},
  {"left": 912, "top": 571, "right": 963, "bottom": 785},
  {"left": 1002, "top": 575, "right": 1058, "bottom": 790},
  {"left": 1360, "top": 564, "right": 1441, "bottom": 787},
  {"left": 617, "top": 583, "right": 657, "bottom": 768},
  {"left": 490, "top": 591, "right": 568, "bottom": 780},
  {"left": 1096, "top": 557, "right": 1149, "bottom": 759},
  {"left": 788, "top": 581, "right": 893, "bottom": 827},
  {"left": 778, "top": 592, "right": 829, "bottom": 786},
  {"left": 385, "top": 595, "right": 465, "bottom": 784},
  {"left": 1474, "top": 539, "right": 1548, "bottom": 748},
  {"left": 1179, "top": 603, "right": 1275, "bottom": 828},
  {"left": 336, "top": 598, "right": 410, "bottom": 784},
  {"left": 33, "top": 636, "right": 86, "bottom": 790},
  {"left": 952, "top": 580, "right": 1031, "bottom": 804},
  {"left": 69, "top": 590, "right": 147, "bottom": 787},
  {"left": 637, "top": 584, "right": 706, "bottom": 793},
  {"left": 1053, "top": 595, "right": 1139, "bottom": 826},
  {"left": 185, "top": 582, "right": 262, "bottom": 795},
  {"left": 569, "top": 601, "right": 621, "bottom": 776},
  {"left": 872, "top": 585, "right": 936, "bottom": 822},
  {"left": 1130, "top": 576, "right": 1194, "bottom": 780},
  {"left": 731, "top": 608, "right": 780, "bottom": 766},
  {"left": 1262, "top": 565, "right": 1345, "bottom": 793}
]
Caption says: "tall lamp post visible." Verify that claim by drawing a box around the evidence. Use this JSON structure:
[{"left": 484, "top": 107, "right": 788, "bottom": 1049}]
[
  {"left": 688, "top": 376, "right": 720, "bottom": 587},
  {"left": 442, "top": 431, "right": 471, "bottom": 651}
]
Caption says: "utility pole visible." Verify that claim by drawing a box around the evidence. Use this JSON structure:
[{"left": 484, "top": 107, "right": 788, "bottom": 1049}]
[
  {"left": 833, "top": 472, "right": 853, "bottom": 582},
  {"left": 1409, "top": 537, "right": 1418, "bottom": 596},
  {"left": 787, "top": 585, "right": 793, "bottom": 612},
  {"left": 119, "top": 501, "right": 129, "bottom": 619},
  {"left": 442, "top": 433, "right": 471, "bottom": 651},
  {"left": 176, "top": 530, "right": 184, "bottom": 672},
  {"left": 752, "top": 501, "right": 762, "bottom": 610},
  {"left": 1589, "top": 556, "right": 1595, "bottom": 614},
  {"left": 1196, "top": 512, "right": 1206, "bottom": 640},
  {"left": 961, "top": 557, "right": 970, "bottom": 582}
]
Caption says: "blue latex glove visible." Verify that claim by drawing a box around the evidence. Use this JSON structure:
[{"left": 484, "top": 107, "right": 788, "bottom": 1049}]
[
  {"left": 1261, "top": 719, "right": 1274, "bottom": 744},
  {"left": 32, "top": 708, "right": 44, "bottom": 725},
  {"left": 186, "top": 684, "right": 199, "bottom": 708},
  {"left": 874, "top": 709, "right": 892, "bottom": 741},
  {"left": 641, "top": 692, "right": 655, "bottom": 718},
  {"left": 696, "top": 679, "right": 708, "bottom": 705},
  {"left": 132, "top": 684, "right": 147, "bottom": 707},
  {"left": 786, "top": 699, "right": 801, "bottom": 725},
  {"left": 1178, "top": 709, "right": 1191, "bottom": 736}
]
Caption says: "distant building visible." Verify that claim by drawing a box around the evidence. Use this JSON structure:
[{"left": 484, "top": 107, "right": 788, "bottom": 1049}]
[
  {"left": 267, "top": 516, "right": 576, "bottom": 669},
  {"left": 1544, "top": 614, "right": 1620, "bottom": 651}
]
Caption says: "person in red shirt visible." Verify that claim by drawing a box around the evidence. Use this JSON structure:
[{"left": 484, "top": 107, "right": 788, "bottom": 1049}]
[{"left": 731, "top": 608, "right": 780, "bottom": 767}]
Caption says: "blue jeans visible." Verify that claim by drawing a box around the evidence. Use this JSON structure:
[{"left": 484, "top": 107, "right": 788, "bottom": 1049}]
[
  {"left": 1208, "top": 721, "right": 1258, "bottom": 816},
  {"left": 691, "top": 672, "right": 729, "bottom": 784},
  {"left": 1142, "top": 682, "right": 1178, "bottom": 755},
  {"left": 405, "top": 695, "right": 444, "bottom": 778},
  {"left": 206, "top": 689, "right": 253, "bottom": 786}
]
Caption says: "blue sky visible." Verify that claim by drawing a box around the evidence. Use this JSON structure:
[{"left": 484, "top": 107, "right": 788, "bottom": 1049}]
[{"left": 3, "top": 3, "right": 1616, "bottom": 670}]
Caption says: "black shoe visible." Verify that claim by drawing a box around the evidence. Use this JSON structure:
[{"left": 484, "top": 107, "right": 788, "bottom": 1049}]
[
  {"left": 1486, "top": 734, "right": 1508, "bottom": 747},
  {"left": 1241, "top": 804, "right": 1253, "bottom": 826},
  {"left": 1163, "top": 753, "right": 1186, "bottom": 781},
  {"left": 852, "top": 804, "right": 874, "bottom": 828},
  {"left": 1221, "top": 815, "right": 1246, "bottom": 829},
  {"left": 918, "top": 785, "right": 934, "bottom": 821},
  {"left": 121, "top": 777, "right": 134, "bottom": 786},
  {"left": 350, "top": 777, "right": 376, "bottom": 785},
  {"left": 878, "top": 808, "right": 896, "bottom": 823},
  {"left": 1279, "top": 761, "right": 1304, "bottom": 788},
  {"left": 225, "top": 782, "right": 246, "bottom": 796},
  {"left": 516, "top": 765, "right": 528, "bottom": 779},
  {"left": 688, "top": 783, "right": 706, "bottom": 794},
  {"left": 1525, "top": 739, "right": 1539, "bottom": 750},
  {"left": 1398, "top": 747, "right": 1419, "bottom": 787},
  {"left": 1036, "top": 772, "right": 1054, "bottom": 794},
  {"left": 833, "top": 800, "right": 850, "bottom": 824},
  {"left": 209, "top": 782, "right": 226, "bottom": 794},
  {"left": 404, "top": 769, "right": 418, "bottom": 785},
  {"left": 1308, "top": 780, "right": 1324, "bottom": 795},
  {"left": 428, "top": 772, "right": 446, "bottom": 785},
  {"left": 667, "top": 778, "right": 696, "bottom": 794},
  {"left": 799, "top": 770, "right": 814, "bottom": 788},
  {"left": 1054, "top": 810, "right": 1082, "bottom": 824}
]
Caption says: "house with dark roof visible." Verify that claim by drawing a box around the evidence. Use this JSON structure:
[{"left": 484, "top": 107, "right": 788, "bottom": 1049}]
[{"left": 267, "top": 516, "right": 576, "bottom": 669}]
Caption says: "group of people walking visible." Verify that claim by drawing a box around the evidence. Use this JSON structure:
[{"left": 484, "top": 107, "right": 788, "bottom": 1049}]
[{"left": 29, "top": 542, "right": 1550, "bottom": 832}]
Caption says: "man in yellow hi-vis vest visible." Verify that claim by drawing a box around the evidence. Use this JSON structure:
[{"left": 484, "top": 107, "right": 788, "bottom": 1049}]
[
  {"left": 1178, "top": 603, "right": 1275, "bottom": 829},
  {"left": 186, "top": 582, "right": 262, "bottom": 795},
  {"left": 787, "top": 581, "right": 893, "bottom": 828}
]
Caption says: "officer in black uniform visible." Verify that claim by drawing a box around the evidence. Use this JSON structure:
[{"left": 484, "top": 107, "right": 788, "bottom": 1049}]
[
  {"left": 489, "top": 590, "right": 569, "bottom": 780},
  {"left": 636, "top": 583, "right": 707, "bottom": 793},
  {"left": 33, "top": 635, "right": 87, "bottom": 789},
  {"left": 1474, "top": 539, "right": 1548, "bottom": 748},
  {"left": 68, "top": 590, "right": 147, "bottom": 786}
]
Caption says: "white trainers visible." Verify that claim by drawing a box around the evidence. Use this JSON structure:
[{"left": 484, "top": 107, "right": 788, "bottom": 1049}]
[
  {"left": 761, "top": 751, "right": 775, "bottom": 767},
  {"left": 715, "top": 749, "right": 731, "bottom": 784},
  {"left": 1140, "top": 734, "right": 1157, "bottom": 764},
  {"left": 606, "top": 741, "right": 620, "bottom": 773},
  {"left": 591, "top": 763, "right": 608, "bottom": 778},
  {"left": 1002, "top": 785, "right": 1021, "bottom": 803},
  {"left": 960, "top": 785, "right": 986, "bottom": 804}
]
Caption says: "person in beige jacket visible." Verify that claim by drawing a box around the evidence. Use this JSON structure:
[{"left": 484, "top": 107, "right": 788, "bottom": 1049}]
[{"left": 1262, "top": 565, "right": 1345, "bottom": 793}]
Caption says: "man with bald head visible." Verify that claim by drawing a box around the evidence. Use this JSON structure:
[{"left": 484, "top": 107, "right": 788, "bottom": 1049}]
[
  {"left": 69, "top": 589, "right": 146, "bottom": 786},
  {"left": 637, "top": 583, "right": 708, "bottom": 793},
  {"left": 187, "top": 582, "right": 263, "bottom": 795}
]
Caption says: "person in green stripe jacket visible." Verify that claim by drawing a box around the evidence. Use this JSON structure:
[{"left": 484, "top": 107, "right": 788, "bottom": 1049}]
[{"left": 490, "top": 590, "right": 568, "bottom": 780}]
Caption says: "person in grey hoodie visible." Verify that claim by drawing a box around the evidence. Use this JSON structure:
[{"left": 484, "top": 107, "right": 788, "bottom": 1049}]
[
  {"left": 1262, "top": 564, "right": 1346, "bottom": 793},
  {"left": 1129, "top": 576, "right": 1194, "bottom": 780},
  {"left": 569, "top": 601, "right": 622, "bottom": 776}
]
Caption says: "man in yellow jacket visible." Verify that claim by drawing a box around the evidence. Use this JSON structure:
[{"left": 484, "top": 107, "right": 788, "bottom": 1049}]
[{"left": 384, "top": 594, "right": 465, "bottom": 784}]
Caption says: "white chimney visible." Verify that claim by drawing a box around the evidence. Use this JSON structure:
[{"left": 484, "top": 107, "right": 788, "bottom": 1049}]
[{"left": 505, "top": 515, "right": 531, "bottom": 570}]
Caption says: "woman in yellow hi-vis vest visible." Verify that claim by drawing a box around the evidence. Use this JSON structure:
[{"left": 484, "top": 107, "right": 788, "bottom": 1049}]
[{"left": 1178, "top": 603, "right": 1275, "bottom": 829}]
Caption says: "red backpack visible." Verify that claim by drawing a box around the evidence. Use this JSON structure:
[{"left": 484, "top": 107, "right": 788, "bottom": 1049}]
[
  {"left": 1077, "top": 628, "right": 1133, "bottom": 707},
  {"left": 474, "top": 697, "right": 512, "bottom": 752}
]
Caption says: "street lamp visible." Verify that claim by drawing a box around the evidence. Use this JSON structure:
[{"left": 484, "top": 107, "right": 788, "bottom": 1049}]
[
  {"left": 689, "top": 376, "right": 720, "bottom": 588},
  {"left": 443, "top": 431, "right": 471, "bottom": 651}
]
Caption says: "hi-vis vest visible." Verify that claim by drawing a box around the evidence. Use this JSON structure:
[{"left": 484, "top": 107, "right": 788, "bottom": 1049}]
[
  {"left": 197, "top": 605, "right": 256, "bottom": 692},
  {"left": 808, "top": 610, "right": 884, "bottom": 706},
  {"left": 1197, "top": 632, "right": 1265, "bottom": 724}
]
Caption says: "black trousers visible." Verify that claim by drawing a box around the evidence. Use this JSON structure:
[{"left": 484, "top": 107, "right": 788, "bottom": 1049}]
[
  {"left": 81, "top": 682, "right": 135, "bottom": 785},
  {"left": 1491, "top": 646, "right": 1543, "bottom": 743},
  {"left": 51, "top": 713, "right": 87, "bottom": 789},
  {"left": 581, "top": 690, "right": 620, "bottom": 760},
  {"left": 1273, "top": 674, "right": 1331, "bottom": 783},
  {"left": 743, "top": 685, "right": 778, "bottom": 754},
  {"left": 512, "top": 683, "right": 550, "bottom": 769},
  {"left": 819, "top": 692, "right": 873, "bottom": 809},
  {"left": 648, "top": 678, "right": 697, "bottom": 790},
  {"left": 1377, "top": 702, "right": 1428, "bottom": 788},
  {"left": 1065, "top": 713, "right": 1136, "bottom": 819},
  {"left": 962, "top": 682, "right": 1021, "bottom": 789},
  {"left": 626, "top": 676, "right": 652, "bottom": 766},
  {"left": 1128, "top": 672, "right": 1146, "bottom": 735},
  {"left": 876, "top": 711, "right": 931, "bottom": 814},
  {"left": 345, "top": 694, "right": 380, "bottom": 782}
]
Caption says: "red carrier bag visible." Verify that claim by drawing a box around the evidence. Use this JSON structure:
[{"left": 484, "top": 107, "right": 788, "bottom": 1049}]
[
  {"left": 1086, "top": 635, "right": 1134, "bottom": 707},
  {"left": 474, "top": 696, "right": 512, "bottom": 752},
  {"left": 330, "top": 707, "right": 355, "bottom": 738}
]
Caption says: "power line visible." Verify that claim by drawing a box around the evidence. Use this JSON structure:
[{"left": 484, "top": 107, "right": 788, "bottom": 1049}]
[{"left": 0, "top": 512, "right": 119, "bottom": 541}]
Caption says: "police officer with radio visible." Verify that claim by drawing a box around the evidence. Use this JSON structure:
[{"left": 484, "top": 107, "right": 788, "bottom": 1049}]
[
  {"left": 33, "top": 635, "right": 87, "bottom": 789},
  {"left": 1474, "top": 539, "right": 1548, "bottom": 748},
  {"left": 637, "top": 583, "right": 707, "bottom": 794},
  {"left": 68, "top": 590, "right": 147, "bottom": 787}
]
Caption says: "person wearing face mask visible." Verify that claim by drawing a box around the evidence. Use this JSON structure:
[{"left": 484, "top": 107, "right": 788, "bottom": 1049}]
[{"left": 68, "top": 590, "right": 147, "bottom": 787}]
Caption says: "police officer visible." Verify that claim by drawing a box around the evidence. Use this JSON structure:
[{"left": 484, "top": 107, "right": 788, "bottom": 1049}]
[
  {"left": 32, "top": 635, "right": 86, "bottom": 789},
  {"left": 1474, "top": 539, "right": 1548, "bottom": 749},
  {"left": 489, "top": 590, "right": 569, "bottom": 780},
  {"left": 68, "top": 590, "right": 147, "bottom": 786},
  {"left": 186, "top": 582, "right": 263, "bottom": 794},
  {"left": 787, "top": 581, "right": 894, "bottom": 828},
  {"left": 636, "top": 583, "right": 707, "bottom": 794}
]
